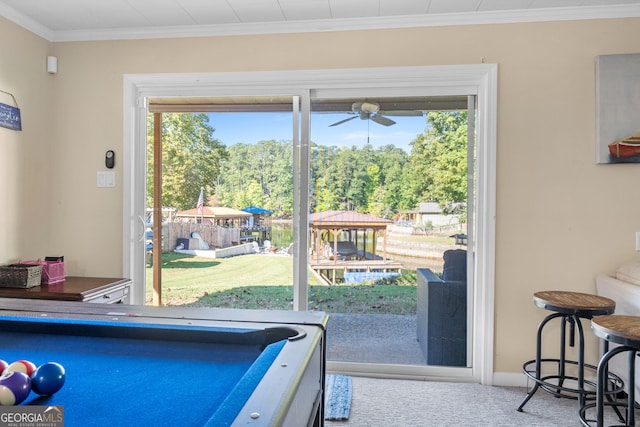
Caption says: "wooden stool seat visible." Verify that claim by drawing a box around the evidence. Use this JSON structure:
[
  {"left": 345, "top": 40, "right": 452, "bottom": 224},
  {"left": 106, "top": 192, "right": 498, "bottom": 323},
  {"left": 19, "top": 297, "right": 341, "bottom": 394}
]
[
  {"left": 534, "top": 291, "right": 616, "bottom": 317},
  {"left": 592, "top": 315, "right": 640, "bottom": 348},
  {"left": 518, "top": 291, "right": 620, "bottom": 415}
]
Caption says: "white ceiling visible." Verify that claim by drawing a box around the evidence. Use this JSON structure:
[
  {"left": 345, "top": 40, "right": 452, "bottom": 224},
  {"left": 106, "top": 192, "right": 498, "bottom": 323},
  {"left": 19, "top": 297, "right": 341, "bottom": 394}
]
[{"left": 1, "top": 0, "right": 639, "bottom": 42}]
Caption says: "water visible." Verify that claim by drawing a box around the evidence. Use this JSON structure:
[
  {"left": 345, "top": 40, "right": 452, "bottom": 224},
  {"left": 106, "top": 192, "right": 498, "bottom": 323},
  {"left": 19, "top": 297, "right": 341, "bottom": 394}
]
[{"left": 271, "top": 221, "right": 293, "bottom": 248}]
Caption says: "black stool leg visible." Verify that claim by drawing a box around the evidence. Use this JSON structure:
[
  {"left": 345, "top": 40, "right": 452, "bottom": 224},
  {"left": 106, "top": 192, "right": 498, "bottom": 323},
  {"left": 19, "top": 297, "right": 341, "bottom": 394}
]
[
  {"left": 575, "top": 315, "right": 586, "bottom": 408},
  {"left": 517, "top": 323, "right": 543, "bottom": 411},
  {"left": 626, "top": 350, "right": 635, "bottom": 426},
  {"left": 596, "top": 345, "right": 634, "bottom": 427},
  {"left": 557, "top": 315, "right": 568, "bottom": 391},
  {"left": 518, "top": 313, "right": 564, "bottom": 412},
  {"left": 602, "top": 340, "right": 626, "bottom": 423}
]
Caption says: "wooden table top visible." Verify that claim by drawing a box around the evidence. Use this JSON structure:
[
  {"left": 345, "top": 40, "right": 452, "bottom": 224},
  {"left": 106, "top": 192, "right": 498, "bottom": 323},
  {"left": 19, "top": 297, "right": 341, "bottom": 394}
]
[
  {"left": 592, "top": 315, "right": 640, "bottom": 348},
  {"left": 0, "top": 276, "right": 130, "bottom": 301},
  {"left": 533, "top": 291, "right": 616, "bottom": 316}
]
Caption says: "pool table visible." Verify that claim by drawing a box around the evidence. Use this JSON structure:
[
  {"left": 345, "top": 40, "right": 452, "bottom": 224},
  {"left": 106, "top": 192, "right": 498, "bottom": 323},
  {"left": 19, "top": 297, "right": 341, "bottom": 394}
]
[{"left": 0, "top": 298, "right": 327, "bottom": 427}]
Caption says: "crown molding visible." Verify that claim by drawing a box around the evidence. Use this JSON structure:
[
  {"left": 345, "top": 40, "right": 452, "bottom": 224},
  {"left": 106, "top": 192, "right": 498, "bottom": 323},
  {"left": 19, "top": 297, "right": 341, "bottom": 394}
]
[
  {"left": 0, "top": 3, "right": 54, "bottom": 41},
  {"left": 3, "top": 4, "right": 640, "bottom": 43}
]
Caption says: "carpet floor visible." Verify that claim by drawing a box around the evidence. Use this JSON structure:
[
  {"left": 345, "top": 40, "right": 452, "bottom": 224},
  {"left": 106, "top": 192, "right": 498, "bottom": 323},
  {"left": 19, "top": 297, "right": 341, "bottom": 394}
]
[{"left": 325, "top": 376, "right": 639, "bottom": 427}]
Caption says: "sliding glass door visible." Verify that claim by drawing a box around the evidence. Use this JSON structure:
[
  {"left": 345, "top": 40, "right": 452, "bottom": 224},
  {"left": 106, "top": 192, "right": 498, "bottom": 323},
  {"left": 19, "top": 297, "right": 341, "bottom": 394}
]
[
  {"left": 308, "top": 93, "right": 474, "bottom": 370},
  {"left": 144, "top": 96, "right": 306, "bottom": 310},
  {"left": 123, "top": 65, "right": 497, "bottom": 382}
]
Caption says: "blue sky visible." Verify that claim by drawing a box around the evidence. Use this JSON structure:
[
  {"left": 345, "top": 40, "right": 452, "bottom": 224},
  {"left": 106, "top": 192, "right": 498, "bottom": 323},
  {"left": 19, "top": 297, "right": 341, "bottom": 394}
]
[{"left": 206, "top": 112, "right": 427, "bottom": 153}]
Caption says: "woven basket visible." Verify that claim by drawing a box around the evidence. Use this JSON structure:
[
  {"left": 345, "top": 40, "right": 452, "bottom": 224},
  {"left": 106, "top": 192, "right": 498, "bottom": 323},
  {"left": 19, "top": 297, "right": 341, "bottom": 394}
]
[
  {"left": 0, "top": 264, "right": 43, "bottom": 288},
  {"left": 17, "top": 260, "right": 66, "bottom": 285}
]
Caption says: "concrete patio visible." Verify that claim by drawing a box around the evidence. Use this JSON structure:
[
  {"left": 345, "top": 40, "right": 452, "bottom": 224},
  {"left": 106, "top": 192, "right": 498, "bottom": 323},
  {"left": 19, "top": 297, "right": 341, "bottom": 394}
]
[{"left": 326, "top": 312, "right": 426, "bottom": 365}]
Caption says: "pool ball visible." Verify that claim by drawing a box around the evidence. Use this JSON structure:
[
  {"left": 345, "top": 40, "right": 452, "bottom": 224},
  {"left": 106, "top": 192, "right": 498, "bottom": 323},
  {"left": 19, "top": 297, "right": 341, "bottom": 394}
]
[
  {"left": 7, "top": 360, "right": 36, "bottom": 377},
  {"left": 31, "top": 362, "right": 65, "bottom": 396},
  {"left": 0, "top": 371, "right": 31, "bottom": 405},
  {"left": 0, "top": 360, "right": 7, "bottom": 375}
]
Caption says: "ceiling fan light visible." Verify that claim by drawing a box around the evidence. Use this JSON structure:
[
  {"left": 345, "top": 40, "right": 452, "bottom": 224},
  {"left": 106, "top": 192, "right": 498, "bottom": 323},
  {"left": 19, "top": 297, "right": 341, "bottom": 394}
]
[{"left": 360, "top": 102, "right": 380, "bottom": 114}]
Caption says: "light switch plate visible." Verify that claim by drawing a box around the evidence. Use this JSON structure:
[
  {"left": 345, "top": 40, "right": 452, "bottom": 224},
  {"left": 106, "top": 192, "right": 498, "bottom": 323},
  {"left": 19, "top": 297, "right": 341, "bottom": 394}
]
[
  {"left": 104, "top": 171, "right": 115, "bottom": 187},
  {"left": 97, "top": 171, "right": 115, "bottom": 188},
  {"left": 636, "top": 231, "right": 640, "bottom": 251}
]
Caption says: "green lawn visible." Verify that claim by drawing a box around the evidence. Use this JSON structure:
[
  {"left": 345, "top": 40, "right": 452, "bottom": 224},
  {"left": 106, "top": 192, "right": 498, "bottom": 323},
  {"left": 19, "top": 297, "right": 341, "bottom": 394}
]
[{"left": 146, "top": 252, "right": 417, "bottom": 314}]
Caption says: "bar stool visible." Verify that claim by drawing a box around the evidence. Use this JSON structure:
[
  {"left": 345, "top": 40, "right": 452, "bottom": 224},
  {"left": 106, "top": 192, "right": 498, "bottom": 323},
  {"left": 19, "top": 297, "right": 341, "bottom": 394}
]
[
  {"left": 517, "top": 291, "right": 622, "bottom": 413},
  {"left": 579, "top": 315, "right": 640, "bottom": 426}
]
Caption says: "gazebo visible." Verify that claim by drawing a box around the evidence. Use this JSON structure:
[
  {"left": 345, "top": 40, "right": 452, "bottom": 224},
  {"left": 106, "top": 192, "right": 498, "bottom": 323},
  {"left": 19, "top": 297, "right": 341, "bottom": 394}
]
[
  {"left": 309, "top": 210, "right": 401, "bottom": 285},
  {"left": 309, "top": 210, "right": 393, "bottom": 262},
  {"left": 175, "top": 206, "right": 250, "bottom": 227}
]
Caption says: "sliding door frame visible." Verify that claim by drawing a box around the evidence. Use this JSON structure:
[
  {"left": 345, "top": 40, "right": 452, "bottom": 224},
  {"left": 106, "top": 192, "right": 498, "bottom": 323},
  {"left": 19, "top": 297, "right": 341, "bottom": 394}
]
[{"left": 122, "top": 65, "right": 497, "bottom": 384}]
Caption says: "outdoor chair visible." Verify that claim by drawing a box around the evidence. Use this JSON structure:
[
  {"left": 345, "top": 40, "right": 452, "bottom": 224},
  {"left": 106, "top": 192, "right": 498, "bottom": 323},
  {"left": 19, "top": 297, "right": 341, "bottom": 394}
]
[
  {"left": 442, "top": 249, "right": 467, "bottom": 281},
  {"left": 416, "top": 250, "right": 467, "bottom": 367}
]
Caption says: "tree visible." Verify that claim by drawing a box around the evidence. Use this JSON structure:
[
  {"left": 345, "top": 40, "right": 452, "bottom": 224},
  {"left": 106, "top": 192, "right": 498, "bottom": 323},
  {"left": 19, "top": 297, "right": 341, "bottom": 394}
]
[
  {"left": 377, "top": 145, "right": 410, "bottom": 214},
  {"left": 216, "top": 140, "right": 293, "bottom": 216},
  {"left": 147, "top": 113, "right": 228, "bottom": 211},
  {"left": 311, "top": 144, "right": 340, "bottom": 212},
  {"left": 408, "top": 111, "right": 468, "bottom": 207},
  {"left": 148, "top": 111, "right": 469, "bottom": 221},
  {"left": 253, "top": 140, "right": 293, "bottom": 216}
]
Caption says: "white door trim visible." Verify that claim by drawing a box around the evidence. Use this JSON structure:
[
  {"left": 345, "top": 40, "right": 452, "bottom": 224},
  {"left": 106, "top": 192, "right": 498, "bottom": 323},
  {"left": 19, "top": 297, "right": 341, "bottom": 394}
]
[{"left": 122, "top": 64, "right": 497, "bottom": 384}]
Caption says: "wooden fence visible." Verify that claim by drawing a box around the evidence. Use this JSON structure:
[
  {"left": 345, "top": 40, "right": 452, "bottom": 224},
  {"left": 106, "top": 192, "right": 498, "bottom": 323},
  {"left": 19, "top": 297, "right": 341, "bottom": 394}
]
[{"left": 159, "top": 223, "right": 240, "bottom": 252}]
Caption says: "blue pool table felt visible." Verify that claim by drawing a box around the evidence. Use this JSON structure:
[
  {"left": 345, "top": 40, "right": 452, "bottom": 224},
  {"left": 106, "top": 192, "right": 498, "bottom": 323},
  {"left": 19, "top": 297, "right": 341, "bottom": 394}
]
[{"left": 0, "top": 317, "right": 285, "bottom": 427}]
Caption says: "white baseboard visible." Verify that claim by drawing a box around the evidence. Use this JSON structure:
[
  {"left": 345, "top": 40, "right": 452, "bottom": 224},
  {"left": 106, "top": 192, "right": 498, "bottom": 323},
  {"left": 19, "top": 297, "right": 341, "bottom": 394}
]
[{"left": 493, "top": 372, "right": 529, "bottom": 387}]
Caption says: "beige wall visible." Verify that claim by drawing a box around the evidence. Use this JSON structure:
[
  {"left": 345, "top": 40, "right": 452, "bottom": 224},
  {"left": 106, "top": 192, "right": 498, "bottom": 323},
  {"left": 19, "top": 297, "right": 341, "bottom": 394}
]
[
  {"left": 0, "top": 20, "right": 53, "bottom": 263},
  {"left": 2, "top": 16, "right": 640, "bottom": 377}
]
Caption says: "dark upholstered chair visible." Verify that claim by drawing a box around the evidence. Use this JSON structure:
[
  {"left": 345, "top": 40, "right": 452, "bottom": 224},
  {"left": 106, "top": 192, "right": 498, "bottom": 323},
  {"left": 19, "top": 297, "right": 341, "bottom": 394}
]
[
  {"left": 416, "top": 250, "right": 467, "bottom": 367},
  {"left": 442, "top": 249, "right": 467, "bottom": 281}
]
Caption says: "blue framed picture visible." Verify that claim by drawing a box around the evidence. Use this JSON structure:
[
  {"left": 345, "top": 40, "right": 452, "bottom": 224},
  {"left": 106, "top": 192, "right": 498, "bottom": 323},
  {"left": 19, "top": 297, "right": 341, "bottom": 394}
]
[{"left": 0, "top": 102, "right": 22, "bottom": 131}]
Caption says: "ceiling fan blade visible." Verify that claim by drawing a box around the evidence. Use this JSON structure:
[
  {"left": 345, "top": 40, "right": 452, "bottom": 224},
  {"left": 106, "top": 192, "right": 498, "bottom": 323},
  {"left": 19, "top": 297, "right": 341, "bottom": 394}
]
[
  {"left": 329, "top": 116, "right": 357, "bottom": 127},
  {"left": 371, "top": 114, "right": 395, "bottom": 126},
  {"left": 379, "top": 110, "right": 423, "bottom": 117}
]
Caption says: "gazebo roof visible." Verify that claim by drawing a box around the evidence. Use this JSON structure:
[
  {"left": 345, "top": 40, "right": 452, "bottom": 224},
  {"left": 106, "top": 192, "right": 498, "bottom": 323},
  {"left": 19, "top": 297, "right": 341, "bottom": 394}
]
[
  {"left": 175, "top": 206, "right": 251, "bottom": 219},
  {"left": 309, "top": 210, "right": 392, "bottom": 228}
]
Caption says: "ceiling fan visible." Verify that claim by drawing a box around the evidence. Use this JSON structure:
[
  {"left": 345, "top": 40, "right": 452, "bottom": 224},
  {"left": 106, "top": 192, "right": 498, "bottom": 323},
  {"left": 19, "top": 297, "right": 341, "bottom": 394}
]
[{"left": 329, "top": 101, "right": 423, "bottom": 127}]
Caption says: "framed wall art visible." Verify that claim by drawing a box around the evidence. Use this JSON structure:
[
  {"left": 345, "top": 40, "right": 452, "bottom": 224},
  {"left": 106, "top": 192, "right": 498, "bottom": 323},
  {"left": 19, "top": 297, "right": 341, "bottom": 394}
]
[
  {"left": 596, "top": 53, "right": 640, "bottom": 164},
  {"left": 0, "top": 90, "right": 21, "bottom": 131}
]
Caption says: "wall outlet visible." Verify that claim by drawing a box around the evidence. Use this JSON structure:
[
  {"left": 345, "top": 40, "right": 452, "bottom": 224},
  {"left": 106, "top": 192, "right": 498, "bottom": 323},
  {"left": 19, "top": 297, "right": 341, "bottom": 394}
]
[{"left": 636, "top": 231, "right": 640, "bottom": 251}]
